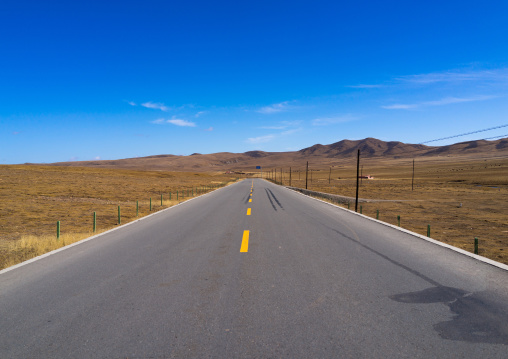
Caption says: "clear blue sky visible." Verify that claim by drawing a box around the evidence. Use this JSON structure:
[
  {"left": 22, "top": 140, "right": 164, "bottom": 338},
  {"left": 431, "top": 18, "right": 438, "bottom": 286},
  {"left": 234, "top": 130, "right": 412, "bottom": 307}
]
[{"left": 1, "top": 0, "right": 507, "bottom": 164}]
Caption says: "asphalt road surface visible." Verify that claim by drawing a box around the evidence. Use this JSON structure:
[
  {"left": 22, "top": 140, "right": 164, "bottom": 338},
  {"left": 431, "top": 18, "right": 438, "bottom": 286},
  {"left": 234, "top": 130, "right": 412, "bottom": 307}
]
[{"left": 1, "top": 179, "right": 507, "bottom": 358}]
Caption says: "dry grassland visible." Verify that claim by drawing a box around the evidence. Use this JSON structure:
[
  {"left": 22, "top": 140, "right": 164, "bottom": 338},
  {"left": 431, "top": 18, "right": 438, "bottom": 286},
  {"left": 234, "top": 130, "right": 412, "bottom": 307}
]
[
  {"left": 0, "top": 165, "right": 238, "bottom": 269},
  {"left": 269, "top": 156, "right": 508, "bottom": 265}
]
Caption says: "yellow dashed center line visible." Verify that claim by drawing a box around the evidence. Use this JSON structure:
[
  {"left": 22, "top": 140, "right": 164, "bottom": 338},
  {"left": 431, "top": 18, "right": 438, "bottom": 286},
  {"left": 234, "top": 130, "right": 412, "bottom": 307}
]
[
  {"left": 249, "top": 198, "right": 252, "bottom": 202},
  {"left": 247, "top": 208, "right": 251, "bottom": 215},
  {"left": 240, "top": 230, "right": 249, "bottom": 252}
]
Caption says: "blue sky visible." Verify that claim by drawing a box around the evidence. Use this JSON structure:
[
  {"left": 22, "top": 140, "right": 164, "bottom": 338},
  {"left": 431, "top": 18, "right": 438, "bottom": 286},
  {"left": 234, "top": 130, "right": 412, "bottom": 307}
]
[{"left": 1, "top": 0, "right": 508, "bottom": 164}]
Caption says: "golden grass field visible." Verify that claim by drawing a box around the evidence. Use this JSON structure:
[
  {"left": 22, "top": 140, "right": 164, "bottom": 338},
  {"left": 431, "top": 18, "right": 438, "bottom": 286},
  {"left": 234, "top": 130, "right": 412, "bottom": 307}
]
[
  {"left": 0, "top": 165, "right": 238, "bottom": 269},
  {"left": 265, "top": 155, "right": 508, "bottom": 265},
  {"left": 1, "top": 155, "right": 507, "bottom": 269}
]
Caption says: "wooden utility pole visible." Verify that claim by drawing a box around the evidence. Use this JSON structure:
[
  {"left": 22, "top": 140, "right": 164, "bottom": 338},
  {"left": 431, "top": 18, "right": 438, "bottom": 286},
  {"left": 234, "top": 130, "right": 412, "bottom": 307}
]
[
  {"left": 412, "top": 159, "right": 415, "bottom": 191},
  {"left": 355, "top": 149, "right": 360, "bottom": 212},
  {"left": 305, "top": 161, "right": 309, "bottom": 189},
  {"left": 289, "top": 167, "right": 292, "bottom": 187}
]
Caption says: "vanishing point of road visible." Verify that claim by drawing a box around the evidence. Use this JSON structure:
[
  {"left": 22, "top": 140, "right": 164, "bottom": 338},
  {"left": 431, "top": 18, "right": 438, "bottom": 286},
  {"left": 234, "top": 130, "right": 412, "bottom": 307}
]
[{"left": 1, "top": 179, "right": 507, "bottom": 358}]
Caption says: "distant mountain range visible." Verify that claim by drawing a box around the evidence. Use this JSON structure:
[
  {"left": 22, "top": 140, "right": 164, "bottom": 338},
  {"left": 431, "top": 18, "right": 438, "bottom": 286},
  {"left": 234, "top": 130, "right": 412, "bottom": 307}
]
[{"left": 48, "top": 137, "right": 508, "bottom": 171}]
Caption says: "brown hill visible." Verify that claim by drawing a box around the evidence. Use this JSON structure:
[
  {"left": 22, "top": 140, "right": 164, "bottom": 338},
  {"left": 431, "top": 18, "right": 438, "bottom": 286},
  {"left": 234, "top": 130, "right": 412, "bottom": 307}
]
[{"left": 47, "top": 137, "right": 508, "bottom": 172}]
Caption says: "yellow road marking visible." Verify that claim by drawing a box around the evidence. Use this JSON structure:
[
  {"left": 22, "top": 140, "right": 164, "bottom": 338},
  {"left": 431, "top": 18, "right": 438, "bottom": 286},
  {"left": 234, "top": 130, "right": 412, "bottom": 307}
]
[
  {"left": 250, "top": 193, "right": 252, "bottom": 196},
  {"left": 240, "top": 230, "right": 249, "bottom": 252},
  {"left": 247, "top": 208, "right": 251, "bottom": 215},
  {"left": 249, "top": 199, "right": 252, "bottom": 202}
]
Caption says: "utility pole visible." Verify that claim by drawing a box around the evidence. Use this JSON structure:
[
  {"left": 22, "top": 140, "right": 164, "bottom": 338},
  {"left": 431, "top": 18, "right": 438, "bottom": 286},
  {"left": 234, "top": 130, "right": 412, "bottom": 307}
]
[
  {"left": 305, "top": 161, "right": 309, "bottom": 189},
  {"left": 412, "top": 159, "right": 415, "bottom": 191},
  {"left": 355, "top": 149, "right": 360, "bottom": 212},
  {"left": 329, "top": 167, "right": 331, "bottom": 185},
  {"left": 280, "top": 168, "right": 283, "bottom": 185}
]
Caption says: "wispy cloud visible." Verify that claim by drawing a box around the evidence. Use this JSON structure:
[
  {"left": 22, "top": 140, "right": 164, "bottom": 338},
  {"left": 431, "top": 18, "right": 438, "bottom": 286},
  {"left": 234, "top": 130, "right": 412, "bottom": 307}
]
[
  {"left": 246, "top": 134, "right": 276, "bottom": 144},
  {"left": 312, "top": 114, "right": 359, "bottom": 126},
  {"left": 141, "top": 102, "right": 171, "bottom": 112},
  {"left": 204, "top": 127, "right": 214, "bottom": 132},
  {"left": 127, "top": 101, "right": 136, "bottom": 106},
  {"left": 12, "top": 131, "right": 21, "bottom": 135},
  {"left": 195, "top": 111, "right": 207, "bottom": 118},
  {"left": 259, "top": 120, "right": 302, "bottom": 130},
  {"left": 151, "top": 116, "right": 196, "bottom": 127},
  {"left": 281, "top": 128, "right": 302, "bottom": 136},
  {"left": 382, "top": 95, "right": 497, "bottom": 110},
  {"left": 167, "top": 118, "right": 196, "bottom": 127},
  {"left": 246, "top": 122, "right": 302, "bottom": 145},
  {"left": 257, "top": 101, "right": 293, "bottom": 114},
  {"left": 347, "top": 68, "right": 508, "bottom": 91},
  {"left": 94, "top": 156, "right": 101, "bottom": 160},
  {"left": 397, "top": 68, "right": 508, "bottom": 85}
]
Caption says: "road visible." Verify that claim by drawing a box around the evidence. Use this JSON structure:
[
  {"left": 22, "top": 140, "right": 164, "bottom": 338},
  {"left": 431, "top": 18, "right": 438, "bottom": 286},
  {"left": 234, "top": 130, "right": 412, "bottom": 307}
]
[{"left": 1, "top": 178, "right": 507, "bottom": 358}]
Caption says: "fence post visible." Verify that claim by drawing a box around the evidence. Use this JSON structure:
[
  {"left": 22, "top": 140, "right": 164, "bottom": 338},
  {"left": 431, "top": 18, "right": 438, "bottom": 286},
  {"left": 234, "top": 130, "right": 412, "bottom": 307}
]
[
  {"left": 360, "top": 205, "right": 363, "bottom": 214},
  {"left": 397, "top": 215, "right": 400, "bottom": 227},
  {"left": 376, "top": 209, "right": 379, "bottom": 220},
  {"left": 161, "top": 194, "right": 163, "bottom": 206},
  {"left": 93, "top": 212, "right": 96, "bottom": 232},
  {"left": 57, "top": 221, "right": 60, "bottom": 239},
  {"left": 474, "top": 237, "right": 479, "bottom": 254},
  {"left": 150, "top": 198, "right": 152, "bottom": 211},
  {"left": 118, "top": 206, "right": 121, "bottom": 225},
  {"left": 136, "top": 200, "right": 139, "bottom": 216},
  {"left": 427, "top": 224, "right": 431, "bottom": 237}
]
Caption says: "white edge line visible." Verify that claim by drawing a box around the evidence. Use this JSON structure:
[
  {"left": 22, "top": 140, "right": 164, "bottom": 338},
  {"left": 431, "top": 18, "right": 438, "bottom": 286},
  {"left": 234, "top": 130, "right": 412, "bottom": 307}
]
[
  {"left": 0, "top": 182, "right": 241, "bottom": 276},
  {"left": 280, "top": 183, "right": 508, "bottom": 272}
]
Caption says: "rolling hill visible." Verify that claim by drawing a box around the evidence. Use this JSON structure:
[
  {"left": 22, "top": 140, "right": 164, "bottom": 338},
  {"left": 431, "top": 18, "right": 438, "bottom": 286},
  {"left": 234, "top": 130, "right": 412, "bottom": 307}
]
[{"left": 45, "top": 137, "right": 508, "bottom": 172}]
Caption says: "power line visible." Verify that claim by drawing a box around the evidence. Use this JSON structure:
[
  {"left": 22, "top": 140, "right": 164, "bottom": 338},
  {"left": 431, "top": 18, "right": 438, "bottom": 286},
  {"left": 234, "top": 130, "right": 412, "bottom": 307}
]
[
  {"left": 483, "top": 134, "right": 508, "bottom": 140},
  {"left": 419, "top": 124, "right": 508, "bottom": 144}
]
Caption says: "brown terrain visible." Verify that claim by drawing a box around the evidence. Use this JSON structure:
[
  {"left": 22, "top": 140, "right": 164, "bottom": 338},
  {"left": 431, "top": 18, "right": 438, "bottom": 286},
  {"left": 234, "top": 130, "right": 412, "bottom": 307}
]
[
  {"left": 2, "top": 137, "right": 507, "bottom": 269},
  {"left": 45, "top": 137, "right": 508, "bottom": 171}
]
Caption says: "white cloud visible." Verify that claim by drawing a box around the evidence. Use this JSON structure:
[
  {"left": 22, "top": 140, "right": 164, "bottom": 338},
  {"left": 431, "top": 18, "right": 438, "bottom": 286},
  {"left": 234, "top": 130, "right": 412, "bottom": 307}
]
[
  {"left": 127, "top": 101, "right": 136, "bottom": 106},
  {"left": 382, "top": 95, "right": 497, "bottom": 110},
  {"left": 204, "top": 127, "right": 213, "bottom": 131},
  {"left": 150, "top": 116, "right": 196, "bottom": 127},
  {"left": 195, "top": 111, "right": 207, "bottom": 118},
  {"left": 167, "top": 117, "right": 196, "bottom": 127},
  {"left": 312, "top": 114, "right": 359, "bottom": 126},
  {"left": 94, "top": 156, "right": 101, "bottom": 160},
  {"left": 257, "top": 101, "right": 292, "bottom": 114},
  {"left": 397, "top": 68, "right": 508, "bottom": 85},
  {"left": 246, "top": 135, "right": 276, "bottom": 144},
  {"left": 281, "top": 128, "right": 302, "bottom": 136},
  {"left": 259, "top": 120, "right": 302, "bottom": 130},
  {"left": 141, "top": 102, "right": 171, "bottom": 112}
]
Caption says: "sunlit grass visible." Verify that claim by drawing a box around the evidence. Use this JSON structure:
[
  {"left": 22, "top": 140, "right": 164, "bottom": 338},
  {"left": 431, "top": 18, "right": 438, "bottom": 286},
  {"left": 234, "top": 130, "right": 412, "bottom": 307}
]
[{"left": 0, "top": 165, "right": 239, "bottom": 270}]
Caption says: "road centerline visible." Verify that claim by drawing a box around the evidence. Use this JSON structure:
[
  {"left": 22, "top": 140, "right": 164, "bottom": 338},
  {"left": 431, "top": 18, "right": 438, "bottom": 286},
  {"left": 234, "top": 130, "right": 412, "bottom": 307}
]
[{"left": 240, "top": 230, "right": 249, "bottom": 252}]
